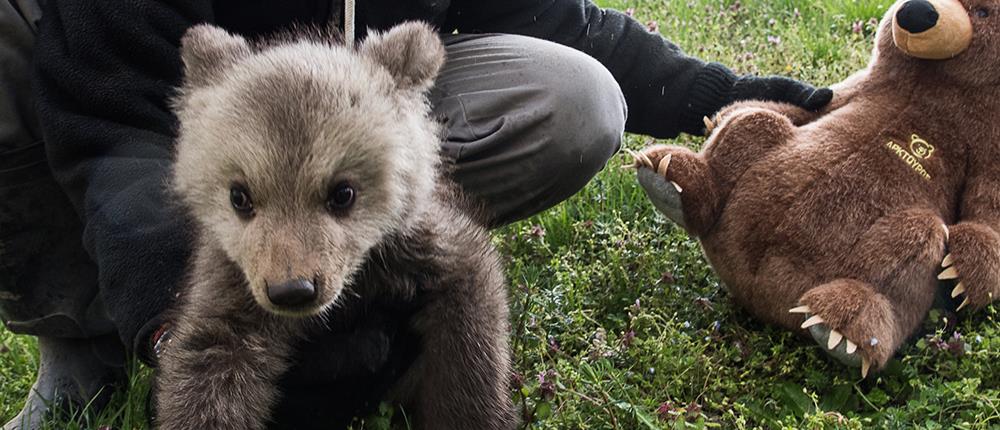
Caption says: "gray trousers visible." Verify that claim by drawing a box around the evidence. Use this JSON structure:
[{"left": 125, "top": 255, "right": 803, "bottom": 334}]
[{"left": 0, "top": 10, "right": 626, "bottom": 341}]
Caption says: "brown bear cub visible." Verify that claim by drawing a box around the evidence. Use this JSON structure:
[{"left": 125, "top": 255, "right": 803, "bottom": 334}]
[
  {"left": 155, "top": 23, "right": 514, "bottom": 429},
  {"left": 633, "top": 0, "right": 1000, "bottom": 377}
]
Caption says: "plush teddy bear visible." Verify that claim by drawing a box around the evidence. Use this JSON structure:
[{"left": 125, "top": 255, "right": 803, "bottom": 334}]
[{"left": 632, "top": 0, "right": 1000, "bottom": 377}]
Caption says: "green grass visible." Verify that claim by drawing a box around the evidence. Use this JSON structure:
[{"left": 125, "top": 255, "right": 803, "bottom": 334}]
[{"left": 3, "top": 0, "right": 999, "bottom": 428}]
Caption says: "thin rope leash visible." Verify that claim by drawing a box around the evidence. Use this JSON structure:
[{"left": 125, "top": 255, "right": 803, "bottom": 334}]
[{"left": 344, "top": 0, "right": 355, "bottom": 46}]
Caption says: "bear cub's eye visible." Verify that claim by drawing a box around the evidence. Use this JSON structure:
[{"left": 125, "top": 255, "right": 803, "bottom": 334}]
[
  {"left": 230, "top": 184, "right": 255, "bottom": 217},
  {"left": 976, "top": 7, "right": 990, "bottom": 18},
  {"left": 327, "top": 181, "right": 356, "bottom": 214}
]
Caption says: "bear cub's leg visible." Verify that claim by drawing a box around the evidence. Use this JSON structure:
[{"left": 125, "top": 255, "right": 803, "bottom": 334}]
[
  {"left": 155, "top": 283, "right": 298, "bottom": 430},
  {"left": 391, "top": 277, "right": 515, "bottom": 430}
]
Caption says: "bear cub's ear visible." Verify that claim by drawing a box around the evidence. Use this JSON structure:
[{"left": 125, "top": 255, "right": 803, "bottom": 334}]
[
  {"left": 180, "top": 24, "right": 251, "bottom": 87},
  {"left": 360, "top": 22, "right": 446, "bottom": 92}
]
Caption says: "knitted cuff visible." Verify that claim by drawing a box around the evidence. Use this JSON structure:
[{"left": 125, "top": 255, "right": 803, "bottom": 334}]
[{"left": 679, "top": 62, "right": 738, "bottom": 135}]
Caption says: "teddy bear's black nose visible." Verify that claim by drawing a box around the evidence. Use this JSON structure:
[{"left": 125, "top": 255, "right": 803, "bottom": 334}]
[
  {"left": 897, "top": 0, "right": 940, "bottom": 34},
  {"left": 267, "top": 278, "right": 317, "bottom": 307}
]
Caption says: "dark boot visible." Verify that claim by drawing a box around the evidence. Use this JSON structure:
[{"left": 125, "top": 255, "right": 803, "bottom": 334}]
[{"left": 3, "top": 335, "right": 126, "bottom": 430}]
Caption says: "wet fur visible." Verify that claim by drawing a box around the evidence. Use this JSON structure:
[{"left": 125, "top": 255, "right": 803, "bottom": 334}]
[
  {"left": 154, "top": 22, "right": 514, "bottom": 429},
  {"left": 639, "top": 0, "right": 1000, "bottom": 371}
]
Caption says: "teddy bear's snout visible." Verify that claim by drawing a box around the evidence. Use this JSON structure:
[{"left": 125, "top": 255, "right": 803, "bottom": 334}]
[
  {"left": 897, "top": 0, "right": 939, "bottom": 34},
  {"left": 892, "top": 0, "right": 972, "bottom": 60}
]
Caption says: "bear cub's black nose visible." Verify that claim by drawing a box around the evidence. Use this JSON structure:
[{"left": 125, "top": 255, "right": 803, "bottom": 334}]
[
  {"left": 267, "top": 278, "right": 317, "bottom": 307},
  {"left": 897, "top": 0, "right": 939, "bottom": 34}
]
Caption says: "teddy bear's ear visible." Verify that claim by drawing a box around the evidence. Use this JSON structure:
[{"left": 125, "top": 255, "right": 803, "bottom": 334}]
[
  {"left": 359, "top": 22, "right": 445, "bottom": 92},
  {"left": 180, "top": 24, "right": 251, "bottom": 87}
]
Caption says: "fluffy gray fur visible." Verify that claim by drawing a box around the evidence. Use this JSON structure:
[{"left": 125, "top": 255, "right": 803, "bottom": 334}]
[{"left": 155, "top": 22, "right": 515, "bottom": 429}]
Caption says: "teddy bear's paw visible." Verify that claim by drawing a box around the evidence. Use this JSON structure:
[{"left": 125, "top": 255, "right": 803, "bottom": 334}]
[
  {"left": 627, "top": 146, "right": 688, "bottom": 229},
  {"left": 637, "top": 167, "right": 686, "bottom": 230},
  {"left": 791, "top": 280, "right": 899, "bottom": 379},
  {"left": 624, "top": 147, "right": 681, "bottom": 184},
  {"left": 938, "top": 223, "right": 1000, "bottom": 312},
  {"left": 792, "top": 306, "right": 871, "bottom": 376}
]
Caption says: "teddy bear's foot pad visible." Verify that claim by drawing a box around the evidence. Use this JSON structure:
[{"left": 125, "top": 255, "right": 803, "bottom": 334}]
[
  {"left": 791, "top": 306, "right": 872, "bottom": 378},
  {"left": 638, "top": 157, "right": 687, "bottom": 229}
]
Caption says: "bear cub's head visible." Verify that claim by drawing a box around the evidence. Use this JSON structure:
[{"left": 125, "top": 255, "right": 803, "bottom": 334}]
[
  {"left": 875, "top": 0, "right": 1000, "bottom": 86},
  {"left": 172, "top": 22, "right": 445, "bottom": 316}
]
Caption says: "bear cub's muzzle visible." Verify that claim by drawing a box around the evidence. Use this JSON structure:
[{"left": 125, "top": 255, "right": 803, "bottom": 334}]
[{"left": 266, "top": 278, "right": 318, "bottom": 308}]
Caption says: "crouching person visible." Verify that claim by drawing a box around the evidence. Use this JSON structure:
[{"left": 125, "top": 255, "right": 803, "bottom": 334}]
[
  {"left": 4, "top": 0, "right": 831, "bottom": 427},
  {"left": 1, "top": 2, "right": 125, "bottom": 429}
]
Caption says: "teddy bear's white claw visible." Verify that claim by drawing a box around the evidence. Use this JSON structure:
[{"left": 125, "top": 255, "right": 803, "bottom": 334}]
[
  {"left": 801, "top": 315, "right": 824, "bottom": 329},
  {"left": 952, "top": 282, "right": 966, "bottom": 298},
  {"left": 639, "top": 152, "right": 655, "bottom": 169},
  {"left": 657, "top": 154, "right": 672, "bottom": 177},
  {"left": 937, "top": 267, "right": 959, "bottom": 280},
  {"left": 957, "top": 297, "right": 970, "bottom": 312},
  {"left": 861, "top": 357, "right": 871, "bottom": 379},
  {"left": 846, "top": 339, "right": 858, "bottom": 355},
  {"left": 703, "top": 116, "right": 716, "bottom": 135},
  {"left": 625, "top": 148, "right": 651, "bottom": 167},
  {"left": 623, "top": 149, "right": 641, "bottom": 167},
  {"left": 942, "top": 224, "right": 950, "bottom": 241},
  {"left": 828, "top": 330, "right": 844, "bottom": 350},
  {"left": 941, "top": 253, "right": 954, "bottom": 268},
  {"left": 671, "top": 181, "right": 683, "bottom": 193},
  {"left": 789, "top": 305, "right": 811, "bottom": 314}
]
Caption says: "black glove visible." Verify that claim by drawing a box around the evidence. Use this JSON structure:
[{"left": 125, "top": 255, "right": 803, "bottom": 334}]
[{"left": 681, "top": 62, "right": 834, "bottom": 135}]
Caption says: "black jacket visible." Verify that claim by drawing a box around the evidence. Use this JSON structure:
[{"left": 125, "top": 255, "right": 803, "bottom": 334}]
[{"left": 32, "top": 0, "right": 742, "bottom": 354}]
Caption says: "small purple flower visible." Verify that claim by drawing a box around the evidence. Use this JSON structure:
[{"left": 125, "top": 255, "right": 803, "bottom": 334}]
[
  {"left": 538, "top": 370, "right": 558, "bottom": 400},
  {"left": 852, "top": 20, "right": 864, "bottom": 34},
  {"left": 511, "top": 372, "right": 525, "bottom": 389},
  {"left": 767, "top": 35, "right": 782, "bottom": 46},
  {"left": 623, "top": 330, "right": 637, "bottom": 348},
  {"left": 528, "top": 224, "right": 546, "bottom": 239},
  {"left": 656, "top": 401, "right": 676, "bottom": 421},
  {"left": 547, "top": 335, "right": 560, "bottom": 352}
]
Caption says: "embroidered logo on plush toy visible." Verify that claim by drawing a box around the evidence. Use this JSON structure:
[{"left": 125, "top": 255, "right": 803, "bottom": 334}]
[
  {"left": 909, "top": 135, "right": 934, "bottom": 159},
  {"left": 886, "top": 134, "right": 933, "bottom": 180}
]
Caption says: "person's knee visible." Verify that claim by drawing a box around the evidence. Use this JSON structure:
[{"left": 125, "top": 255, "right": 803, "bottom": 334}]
[
  {"left": 529, "top": 39, "right": 626, "bottom": 192},
  {"left": 439, "top": 35, "right": 627, "bottom": 225},
  {"left": 548, "top": 53, "right": 626, "bottom": 193}
]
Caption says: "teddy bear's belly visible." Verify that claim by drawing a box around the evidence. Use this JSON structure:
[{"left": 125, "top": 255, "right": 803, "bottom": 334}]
[{"left": 698, "top": 138, "right": 943, "bottom": 325}]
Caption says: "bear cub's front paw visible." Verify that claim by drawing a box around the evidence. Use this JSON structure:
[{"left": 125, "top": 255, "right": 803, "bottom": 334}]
[{"left": 938, "top": 223, "right": 1000, "bottom": 311}]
